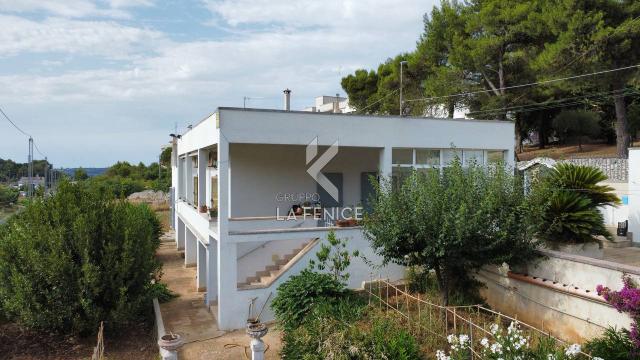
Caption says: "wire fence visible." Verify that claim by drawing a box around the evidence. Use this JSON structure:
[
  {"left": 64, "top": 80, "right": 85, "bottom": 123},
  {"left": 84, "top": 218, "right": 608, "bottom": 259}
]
[{"left": 365, "top": 278, "right": 592, "bottom": 359}]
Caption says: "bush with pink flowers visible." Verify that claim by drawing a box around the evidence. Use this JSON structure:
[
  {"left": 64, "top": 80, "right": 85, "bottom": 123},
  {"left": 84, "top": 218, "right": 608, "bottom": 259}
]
[{"left": 597, "top": 276, "right": 640, "bottom": 352}]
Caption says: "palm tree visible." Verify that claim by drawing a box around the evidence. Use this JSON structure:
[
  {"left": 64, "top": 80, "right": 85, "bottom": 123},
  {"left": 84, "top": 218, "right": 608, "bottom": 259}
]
[{"left": 535, "top": 163, "right": 620, "bottom": 244}]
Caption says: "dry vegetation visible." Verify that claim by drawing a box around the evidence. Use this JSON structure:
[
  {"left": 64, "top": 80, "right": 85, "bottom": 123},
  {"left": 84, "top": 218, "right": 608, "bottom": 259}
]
[{"left": 517, "top": 141, "right": 640, "bottom": 161}]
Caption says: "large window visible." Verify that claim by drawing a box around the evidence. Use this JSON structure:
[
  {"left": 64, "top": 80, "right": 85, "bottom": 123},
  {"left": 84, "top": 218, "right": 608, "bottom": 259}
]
[
  {"left": 392, "top": 148, "right": 508, "bottom": 183},
  {"left": 487, "top": 150, "right": 506, "bottom": 163}
]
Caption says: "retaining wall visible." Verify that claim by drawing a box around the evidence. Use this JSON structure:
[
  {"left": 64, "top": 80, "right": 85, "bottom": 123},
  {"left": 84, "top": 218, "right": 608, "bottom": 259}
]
[{"left": 476, "top": 249, "right": 636, "bottom": 343}]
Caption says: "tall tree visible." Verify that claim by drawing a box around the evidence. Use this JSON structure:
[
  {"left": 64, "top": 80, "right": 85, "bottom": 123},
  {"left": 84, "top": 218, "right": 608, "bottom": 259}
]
[{"left": 536, "top": 0, "right": 640, "bottom": 157}]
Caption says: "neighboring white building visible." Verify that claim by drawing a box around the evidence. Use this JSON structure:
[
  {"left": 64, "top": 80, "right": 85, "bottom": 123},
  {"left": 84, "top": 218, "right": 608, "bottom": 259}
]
[
  {"left": 170, "top": 106, "right": 515, "bottom": 330},
  {"left": 629, "top": 148, "right": 640, "bottom": 241},
  {"left": 17, "top": 176, "right": 45, "bottom": 189},
  {"left": 303, "top": 95, "right": 355, "bottom": 113}
]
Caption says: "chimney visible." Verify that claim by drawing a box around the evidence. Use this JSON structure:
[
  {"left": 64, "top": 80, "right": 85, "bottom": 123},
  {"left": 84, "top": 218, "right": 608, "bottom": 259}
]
[
  {"left": 283, "top": 88, "right": 291, "bottom": 111},
  {"left": 333, "top": 93, "right": 341, "bottom": 113}
]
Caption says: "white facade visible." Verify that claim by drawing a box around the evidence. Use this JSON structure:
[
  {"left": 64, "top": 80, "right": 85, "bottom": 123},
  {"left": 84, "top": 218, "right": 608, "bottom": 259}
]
[
  {"left": 171, "top": 108, "right": 515, "bottom": 330},
  {"left": 629, "top": 148, "right": 640, "bottom": 241}
]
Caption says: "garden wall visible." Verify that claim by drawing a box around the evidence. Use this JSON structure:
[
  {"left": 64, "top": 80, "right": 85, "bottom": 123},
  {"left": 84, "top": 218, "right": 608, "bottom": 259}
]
[{"left": 475, "top": 249, "right": 636, "bottom": 343}]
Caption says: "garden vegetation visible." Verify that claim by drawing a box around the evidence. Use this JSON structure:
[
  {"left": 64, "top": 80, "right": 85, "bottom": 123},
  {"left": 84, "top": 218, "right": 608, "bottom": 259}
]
[{"left": 0, "top": 181, "right": 168, "bottom": 335}]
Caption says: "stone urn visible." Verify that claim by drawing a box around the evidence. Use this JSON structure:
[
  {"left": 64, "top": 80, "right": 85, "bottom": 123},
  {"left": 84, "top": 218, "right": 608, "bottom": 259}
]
[
  {"left": 158, "top": 333, "right": 183, "bottom": 360},
  {"left": 246, "top": 321, "right": 268, "bottom": 360}
]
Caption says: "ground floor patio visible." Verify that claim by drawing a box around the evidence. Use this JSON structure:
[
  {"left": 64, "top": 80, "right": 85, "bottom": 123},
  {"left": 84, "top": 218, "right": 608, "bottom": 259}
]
[{"left": 156, "top": 230, "right": 282, "bottom": 359}]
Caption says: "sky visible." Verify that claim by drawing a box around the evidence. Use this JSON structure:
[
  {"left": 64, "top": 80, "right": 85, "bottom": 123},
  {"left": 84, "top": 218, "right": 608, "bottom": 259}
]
[{"left": 0, "top": 0, "right": 437, "bottom": 167}]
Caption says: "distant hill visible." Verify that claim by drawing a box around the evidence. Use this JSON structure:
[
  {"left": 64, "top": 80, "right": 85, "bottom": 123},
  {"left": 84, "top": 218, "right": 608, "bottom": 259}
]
[{"left": 62, "top": 168, "right": 108, "bottom": 178}]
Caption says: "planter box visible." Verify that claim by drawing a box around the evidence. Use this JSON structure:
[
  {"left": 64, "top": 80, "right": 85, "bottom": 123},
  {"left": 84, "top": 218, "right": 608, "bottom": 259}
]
[{"left": 553, "top": 242, "right": 603, "bottom": 259}]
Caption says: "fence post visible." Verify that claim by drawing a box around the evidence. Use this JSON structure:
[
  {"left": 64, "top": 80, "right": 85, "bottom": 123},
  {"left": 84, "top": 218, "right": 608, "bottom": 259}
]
[{"left": 453, "top": 308, "right": 457, "bottom": 334}]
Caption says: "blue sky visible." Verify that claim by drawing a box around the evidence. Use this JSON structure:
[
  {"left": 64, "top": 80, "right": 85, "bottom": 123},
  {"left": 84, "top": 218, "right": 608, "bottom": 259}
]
[{"left": 0, "top": 0, "right": 437, "bottom": 167}]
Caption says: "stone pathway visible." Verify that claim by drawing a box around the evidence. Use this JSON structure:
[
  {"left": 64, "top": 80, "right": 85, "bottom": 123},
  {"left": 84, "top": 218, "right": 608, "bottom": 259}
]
[
  {"left": 157, "top": 231, "right": 282, "bottom": 359},
  {"left": 603, "top": 247, "right": 640, "bottom": 267}
]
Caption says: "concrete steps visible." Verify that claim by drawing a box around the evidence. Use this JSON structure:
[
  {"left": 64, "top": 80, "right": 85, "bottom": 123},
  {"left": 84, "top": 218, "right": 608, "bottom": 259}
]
[
  {"left": 237, "top": 240, "right": 315, "bottom": 289},
  {"left": 601, "top": 227, "right": 633, "bottom": 248}
]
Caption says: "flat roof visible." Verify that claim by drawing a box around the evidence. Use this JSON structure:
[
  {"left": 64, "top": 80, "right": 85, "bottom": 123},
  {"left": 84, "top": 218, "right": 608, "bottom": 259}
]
[
  {"left": 217, "top": 107, "right": 511, "bottom": 124},
  {"left": 178, "top": 106, "right": 512, "bottom": 138}
]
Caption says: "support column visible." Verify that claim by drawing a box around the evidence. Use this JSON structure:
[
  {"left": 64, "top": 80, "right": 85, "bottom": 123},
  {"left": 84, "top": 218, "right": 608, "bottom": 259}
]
[
  {"left": 178, "top": 157, "right": 185, "bottom": 199},
  {"left": 216, "top": 240, "right": 237, "bottom": 330},
  {"left": 378, "top": 146, "right": 393, "bottom": 182},
  {"left": 198, "top": 149, "right": 207, "bottom": 208},
  {"left": 186, "top": 156, "right": 194, "bottom": 205},
  {"left": 176, "top": 218, "right": 185, "bottom": 250},
  {"left": 629, "top": 148, "right": 640, "bottom": 243},
  {"left": 184, "top": 227, "right": 197, "bottom": 267},
  {"left": 197, "top": 241, "right": 207, "bottom": 292},
  {"left": 206, "top": 238, "right": 218, "bottom": 305},
  {"left": 216, "top": 135, "right": 237, "bottom": 330}
]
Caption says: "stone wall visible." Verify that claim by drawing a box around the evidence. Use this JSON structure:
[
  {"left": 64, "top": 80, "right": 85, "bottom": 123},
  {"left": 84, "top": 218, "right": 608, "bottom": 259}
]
[
  {"left": 517, "top": 157, "right": 628, "bottom": 182},
  {"left": 562, "top": 158, "right": 628, "bottom": 182}
]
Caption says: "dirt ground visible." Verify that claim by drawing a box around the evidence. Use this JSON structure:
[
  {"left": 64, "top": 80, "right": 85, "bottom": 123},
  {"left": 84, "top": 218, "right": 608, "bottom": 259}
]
[
  {"left": 0, "top": 320, "right": 158, "bottom": 360},
  {"left": 517, "top": 141, "right": 640, "bottom": 161}
]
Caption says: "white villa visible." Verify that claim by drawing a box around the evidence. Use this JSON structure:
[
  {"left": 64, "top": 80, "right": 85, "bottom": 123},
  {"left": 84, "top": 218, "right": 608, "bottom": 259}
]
[{"left": 170, "top": 105, "right": 515, "bottom": 330}]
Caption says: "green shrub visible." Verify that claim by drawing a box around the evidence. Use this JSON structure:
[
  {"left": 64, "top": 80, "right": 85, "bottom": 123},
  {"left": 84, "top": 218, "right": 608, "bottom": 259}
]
[
  {"left": 282, "top": 309, "right": 420, "bottom": 360},
  {"left": 85, "top": 176, "right": 146, "bottom": 198},
  {"left": 531, "top": 163, "right": 620, "bottom": 244},
  {"left": 0, "top": 181, "right": 166, "bottom": 335},
  {"left": 584, "top": 327, "right": 634, "bottom": 360},
  {"left": 0, "top": 184, "right": 19, "bottom": 205},
  {"left": 271, "top": 269, "right": 346, "bottom": 331}
]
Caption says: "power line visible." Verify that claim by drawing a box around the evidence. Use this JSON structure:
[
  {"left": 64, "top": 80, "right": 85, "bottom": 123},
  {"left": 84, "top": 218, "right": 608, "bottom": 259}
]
[
  {"left": 466, "top": 88, "right": 640, "bottom": 117},
  {"left": 0, "top": 105, "right": 48, "bottom": 159},
  {"left": 32, "top": 140, "right": 46, "bottom": 159},
  {"left": 355, "top": 89, "right": 399, "bottom": 114},
  {"left": 468, "top": 92, "right": 640, "bottom": 117},
  {"left": 0, "top": 106, "right": 31, "bottom": 138},
  {"left": 406, "top": 64, "right": 640, "bottom": 103}
]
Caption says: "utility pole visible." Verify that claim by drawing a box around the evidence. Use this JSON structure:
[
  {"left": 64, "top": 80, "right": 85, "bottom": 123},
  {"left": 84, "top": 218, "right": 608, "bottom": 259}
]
[
  {"left": 44, "top": 156, "right": 48, "bottom": 193},
  {"left": 27, "top": 137, "right": 33, "bottom": 198},
  {"left": 399, "top": 61, "right": 408, "bottom": 116}
]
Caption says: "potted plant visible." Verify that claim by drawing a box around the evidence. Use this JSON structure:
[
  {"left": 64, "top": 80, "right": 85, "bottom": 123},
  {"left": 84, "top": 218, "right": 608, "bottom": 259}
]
[
  {"left": 209, "top": 207, "right": 218, "bottom": 219},
  {"left": 198, "top": 204, "right": 208, "bottom": 213}
]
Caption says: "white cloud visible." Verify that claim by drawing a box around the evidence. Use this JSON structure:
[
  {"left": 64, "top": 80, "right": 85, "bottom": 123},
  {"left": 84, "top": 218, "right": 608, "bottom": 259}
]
[
  {"left": 0, "top": 15, "right": 165, "bottom": 59},
  {"left": 202, "top": 0, "right": 429, "bottom": 32},
  {"left": 0, "top": 0, "right": 131, "bottom": 18},
  {"left": 0, "top": 0, "right": 438, "bottom": 166}
]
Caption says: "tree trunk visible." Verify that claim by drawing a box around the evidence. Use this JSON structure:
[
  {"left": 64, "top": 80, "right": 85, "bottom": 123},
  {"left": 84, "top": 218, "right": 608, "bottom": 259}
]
[
  {"left": 434, "top": 265, "right": 449, "bottom": 306},
  {"left": 613, "top": 87, "right": 630, "bottom": 158},
  {"left": 538, "top": 121, "right": 546, "bottom": 149},
  {"left": 447, "top": 101, "right": 455, "bottom": 118}
]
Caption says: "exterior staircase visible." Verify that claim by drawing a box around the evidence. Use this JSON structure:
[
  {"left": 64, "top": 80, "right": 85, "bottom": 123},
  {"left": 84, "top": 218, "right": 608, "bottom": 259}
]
[
  {"left": 237, "top": 239, "right": 318, "bottom": 290},
  {"left": 601, "top": 226, "right": 633, "bottom": 248}
]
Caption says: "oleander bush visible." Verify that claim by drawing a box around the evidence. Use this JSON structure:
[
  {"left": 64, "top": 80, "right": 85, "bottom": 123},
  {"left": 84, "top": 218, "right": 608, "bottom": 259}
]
[
  {"left": 584, "top": 327, "right": 634, "bottom": 360},
  {"left": 0, "top": 180, "right": 166, "bottom": 335}
]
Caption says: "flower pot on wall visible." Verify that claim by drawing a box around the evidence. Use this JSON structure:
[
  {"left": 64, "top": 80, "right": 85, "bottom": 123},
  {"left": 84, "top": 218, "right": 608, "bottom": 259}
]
[
  {"left": 198, "top": 205, "right": 208, "bottom": 213},
  {"left": 553, "top": 242, "right": 603, "bottom": 259}
]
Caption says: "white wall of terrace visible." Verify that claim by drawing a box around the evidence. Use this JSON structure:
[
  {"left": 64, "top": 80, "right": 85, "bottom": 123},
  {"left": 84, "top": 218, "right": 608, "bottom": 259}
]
[
  {"left": 217, "top": 108, "right": 515, "bottom": 163},
  {"left": 177, "top": 113, "right": 219, "bottom": 155}
]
